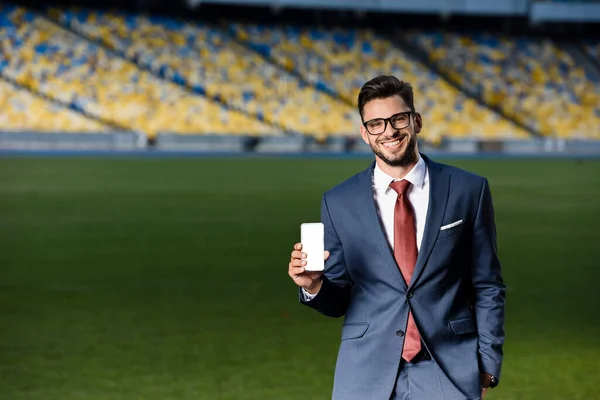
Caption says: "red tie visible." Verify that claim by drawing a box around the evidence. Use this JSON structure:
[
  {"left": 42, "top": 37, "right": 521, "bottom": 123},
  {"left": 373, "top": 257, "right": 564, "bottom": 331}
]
[{"left": 389, "top": 180, "right": 422, "bottom": 362}]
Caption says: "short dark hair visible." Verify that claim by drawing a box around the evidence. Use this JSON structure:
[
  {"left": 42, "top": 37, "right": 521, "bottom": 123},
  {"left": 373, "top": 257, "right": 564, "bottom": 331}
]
[{"left": 357, "top": 75, "right": 415, "bottom": 119}]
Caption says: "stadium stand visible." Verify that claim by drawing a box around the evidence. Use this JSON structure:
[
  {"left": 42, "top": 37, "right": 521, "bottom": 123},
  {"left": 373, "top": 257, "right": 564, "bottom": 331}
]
[
  {"left": 230, "top": 24, "right": 531, "bottom": 142},
  {"left": 409, "top": 31, "right": 600, "bottom": 139},
  {"left": 0, "top": 5, "right": 276, "bottom": 138},
  {"left": 53, "top": 8, "right": 358, "bottom": 139},
  {"left": 2, "top": 2, "right": 598, "bottom": 143},
  {"left": 0, "top": 79, "right": 107, "bottom": 132}
]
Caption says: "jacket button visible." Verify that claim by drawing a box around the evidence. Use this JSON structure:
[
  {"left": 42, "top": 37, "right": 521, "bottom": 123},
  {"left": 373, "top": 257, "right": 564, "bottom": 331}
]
[
  {"left": 396, "top": 330, "right": 404, "bottom": 337},
  {"left": 407, "top": 291, "right": 414, "bottom": 299}
]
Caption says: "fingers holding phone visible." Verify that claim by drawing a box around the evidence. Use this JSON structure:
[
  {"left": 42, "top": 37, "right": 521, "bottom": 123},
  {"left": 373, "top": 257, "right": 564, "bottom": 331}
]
[{"left": 288, "top": 241, "right": 329, "bottom": 294}]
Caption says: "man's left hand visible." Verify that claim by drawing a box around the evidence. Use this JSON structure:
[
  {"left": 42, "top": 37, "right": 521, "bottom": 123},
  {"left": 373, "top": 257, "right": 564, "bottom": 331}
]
[{"left": 480, "top": 372, "right": 493, "bottom": 399}]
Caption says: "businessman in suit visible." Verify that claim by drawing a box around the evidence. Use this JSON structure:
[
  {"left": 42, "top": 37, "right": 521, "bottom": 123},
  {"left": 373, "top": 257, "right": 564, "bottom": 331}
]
[{"left": 288, "top": 75, "right": 505, "bottom": 400}]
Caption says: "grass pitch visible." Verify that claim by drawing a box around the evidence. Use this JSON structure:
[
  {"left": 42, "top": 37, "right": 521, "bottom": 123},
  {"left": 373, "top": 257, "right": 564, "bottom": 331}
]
[{"left": 1, "top": 156, "right": 599, "bottom": 400}]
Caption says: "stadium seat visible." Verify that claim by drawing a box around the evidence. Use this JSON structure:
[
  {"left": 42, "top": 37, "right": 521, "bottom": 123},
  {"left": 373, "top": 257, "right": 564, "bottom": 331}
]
[{"left": 584, "top": 40, "right": 600, "bottom": 63}]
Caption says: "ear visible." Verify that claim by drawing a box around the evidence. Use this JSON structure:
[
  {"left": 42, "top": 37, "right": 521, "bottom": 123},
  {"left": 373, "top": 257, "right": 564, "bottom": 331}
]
[
  {"left": 359, "top": 124, "right": 370, "bottom": 145},
  {"left": 413, "top": 112, "right": 423, "bottom": 134}
]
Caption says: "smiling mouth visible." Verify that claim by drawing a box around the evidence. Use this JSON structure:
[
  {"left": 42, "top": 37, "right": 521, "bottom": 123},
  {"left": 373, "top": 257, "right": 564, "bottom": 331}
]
[{"left": 381, "top": 136, "right": 405, "bottom": 149}]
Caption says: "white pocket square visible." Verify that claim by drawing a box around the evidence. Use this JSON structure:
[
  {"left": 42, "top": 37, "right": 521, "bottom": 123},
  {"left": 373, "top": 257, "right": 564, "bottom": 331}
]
[{"left": 440, "top": 219, "right": 464, "bottom": 231}]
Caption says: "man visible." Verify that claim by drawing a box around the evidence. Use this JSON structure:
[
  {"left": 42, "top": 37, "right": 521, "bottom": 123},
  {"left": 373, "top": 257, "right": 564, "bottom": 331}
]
[{"left": 287, "top": 75, "right": 505, "bottom": 400}]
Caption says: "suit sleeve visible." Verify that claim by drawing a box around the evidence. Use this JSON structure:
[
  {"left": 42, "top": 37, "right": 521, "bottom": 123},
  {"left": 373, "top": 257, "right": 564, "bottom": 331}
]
[
  {"left": 472, "top": 178, "right": 506, "bottom": 381},
  {"left": 299, "top": 193, "right": 353, "bottom": 318}
]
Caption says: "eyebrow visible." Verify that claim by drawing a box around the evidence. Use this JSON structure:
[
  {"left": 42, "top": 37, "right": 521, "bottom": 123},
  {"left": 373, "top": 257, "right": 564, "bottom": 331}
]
[{"left": 365, "top": 111, "right": 412, "bottom": 120}]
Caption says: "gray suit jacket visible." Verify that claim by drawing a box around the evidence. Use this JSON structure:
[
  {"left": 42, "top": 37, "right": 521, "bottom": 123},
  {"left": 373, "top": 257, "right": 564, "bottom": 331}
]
[{"left": 301, "top": 154, "right": 505, "bottom": 400}]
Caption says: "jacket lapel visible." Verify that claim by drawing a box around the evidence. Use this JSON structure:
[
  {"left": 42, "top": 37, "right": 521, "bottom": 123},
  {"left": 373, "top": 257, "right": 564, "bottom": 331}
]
[
  {"left": 352, "top": 161, "right": 408, "bottom": 290},
  {"left": 408, "top": 154, "right": 450, "bottom": 289}
]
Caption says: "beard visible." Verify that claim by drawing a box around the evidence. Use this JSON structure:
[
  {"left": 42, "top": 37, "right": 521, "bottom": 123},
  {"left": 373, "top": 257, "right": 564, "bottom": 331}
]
[{"left": 369, "top": 133, "right": 418, "bottom": 167}]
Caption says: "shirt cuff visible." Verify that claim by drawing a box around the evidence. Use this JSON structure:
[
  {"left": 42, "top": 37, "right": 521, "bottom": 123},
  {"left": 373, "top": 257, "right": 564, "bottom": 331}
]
[{"left": 301, "top": 287, "right": 318, "bottom": 301}]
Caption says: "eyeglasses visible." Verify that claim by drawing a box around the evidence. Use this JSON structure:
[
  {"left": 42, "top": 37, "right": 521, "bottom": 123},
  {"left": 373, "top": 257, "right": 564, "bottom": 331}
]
[{"left": 362, "top": 111, "right": 414, "bottom": 135}]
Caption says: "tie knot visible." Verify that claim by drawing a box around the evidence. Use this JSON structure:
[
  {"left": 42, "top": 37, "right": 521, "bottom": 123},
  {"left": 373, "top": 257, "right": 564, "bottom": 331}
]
[{"left": 389, "top": 179, "right": 411, "bottom": 196}]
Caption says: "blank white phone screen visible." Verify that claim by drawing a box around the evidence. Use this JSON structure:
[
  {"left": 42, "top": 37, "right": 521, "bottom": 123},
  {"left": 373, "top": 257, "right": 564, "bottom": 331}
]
[{"left": 300, "top": 223, "right": 324, "bottom": 271}]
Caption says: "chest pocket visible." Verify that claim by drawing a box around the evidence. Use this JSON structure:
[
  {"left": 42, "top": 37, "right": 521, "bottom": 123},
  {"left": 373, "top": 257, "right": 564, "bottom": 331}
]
[{"left": 437, "top": 219, "right": 465, "bottom": 240}]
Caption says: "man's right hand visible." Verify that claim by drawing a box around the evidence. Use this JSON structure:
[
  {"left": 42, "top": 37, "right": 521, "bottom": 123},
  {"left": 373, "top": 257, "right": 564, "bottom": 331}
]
[{"left": 288, "top": 242, "right": 329, "bottom": 295}]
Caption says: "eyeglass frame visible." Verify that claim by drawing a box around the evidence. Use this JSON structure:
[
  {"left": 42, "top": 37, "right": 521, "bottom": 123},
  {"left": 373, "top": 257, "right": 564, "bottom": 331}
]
[{"left": 362, "top": 111, "right": 416, "bottom": 135}]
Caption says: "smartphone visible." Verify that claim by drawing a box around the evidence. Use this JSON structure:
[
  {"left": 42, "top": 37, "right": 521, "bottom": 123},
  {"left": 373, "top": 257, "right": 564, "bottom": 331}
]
[{"left": 300, "top": 223, "right": 325, "bottom": 272}]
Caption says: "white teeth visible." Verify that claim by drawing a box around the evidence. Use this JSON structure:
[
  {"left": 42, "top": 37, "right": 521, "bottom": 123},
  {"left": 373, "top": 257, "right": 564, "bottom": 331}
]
[{"left": 384, "top": 139, "right": 400, "bottom": 147}]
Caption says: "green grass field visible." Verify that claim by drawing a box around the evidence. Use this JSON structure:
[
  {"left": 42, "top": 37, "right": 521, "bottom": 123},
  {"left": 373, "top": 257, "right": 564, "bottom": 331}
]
[{"left": 1, "top": 156, "right": 599, "bottom": 400}]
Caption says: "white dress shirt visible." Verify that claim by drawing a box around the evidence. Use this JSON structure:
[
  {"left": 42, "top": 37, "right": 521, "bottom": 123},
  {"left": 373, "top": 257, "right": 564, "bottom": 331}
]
[
  {"left": 302, "top": 156, "right": 430, "bottom": 300},
  {"left": 373, "top": 155, "right": 430, "bottom": 252}
]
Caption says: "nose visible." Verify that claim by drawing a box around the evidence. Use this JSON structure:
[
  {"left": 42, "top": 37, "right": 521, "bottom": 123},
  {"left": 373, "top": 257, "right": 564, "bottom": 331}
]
[{"left": 383, "top": 121, "right": 400, "bottom": 137}]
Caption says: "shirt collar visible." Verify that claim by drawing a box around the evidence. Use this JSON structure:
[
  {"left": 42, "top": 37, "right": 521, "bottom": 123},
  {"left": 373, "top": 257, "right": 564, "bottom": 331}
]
[{"left": 373, "top": 155, "right": 427, "bottom": 192}]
